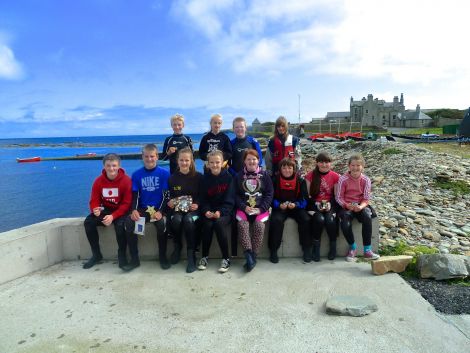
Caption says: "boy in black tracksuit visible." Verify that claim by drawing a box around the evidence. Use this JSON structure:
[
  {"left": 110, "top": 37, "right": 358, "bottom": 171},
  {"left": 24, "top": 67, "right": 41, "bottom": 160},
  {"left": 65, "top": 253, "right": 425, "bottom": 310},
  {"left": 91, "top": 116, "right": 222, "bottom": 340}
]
[{"left": 161, "top": 114, "right": 194, "bottom": 173}]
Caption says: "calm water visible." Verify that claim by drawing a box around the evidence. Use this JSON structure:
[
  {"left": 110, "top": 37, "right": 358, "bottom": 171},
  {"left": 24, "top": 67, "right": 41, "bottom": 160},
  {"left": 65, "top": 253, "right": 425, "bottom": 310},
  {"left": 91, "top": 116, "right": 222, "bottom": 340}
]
[{"left": 0, "top": 134, "right": 213, "bottom": 233}]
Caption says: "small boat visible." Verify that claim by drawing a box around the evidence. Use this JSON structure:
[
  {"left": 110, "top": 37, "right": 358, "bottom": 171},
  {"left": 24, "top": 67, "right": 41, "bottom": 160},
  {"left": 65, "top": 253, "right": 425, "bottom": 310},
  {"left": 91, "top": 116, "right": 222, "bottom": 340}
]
[
  {"left": 17, "top": 156, "right": 41, "bottom": 163},
  {"left": 75, "top": 152, "right": 97, "bottom": 158}
]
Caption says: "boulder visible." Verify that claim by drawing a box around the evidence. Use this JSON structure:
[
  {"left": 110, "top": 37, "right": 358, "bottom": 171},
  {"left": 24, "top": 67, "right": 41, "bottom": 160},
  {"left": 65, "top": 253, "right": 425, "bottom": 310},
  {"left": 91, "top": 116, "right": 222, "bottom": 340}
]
[
  {"left": 325, "top": 295, "right": 378, "bottom": 317},
  {"left": 418, "top": 254, "right": 470, "bottom": 280},
  {"left": 371, "top": 255, "right": 413, "bottom": 275}
]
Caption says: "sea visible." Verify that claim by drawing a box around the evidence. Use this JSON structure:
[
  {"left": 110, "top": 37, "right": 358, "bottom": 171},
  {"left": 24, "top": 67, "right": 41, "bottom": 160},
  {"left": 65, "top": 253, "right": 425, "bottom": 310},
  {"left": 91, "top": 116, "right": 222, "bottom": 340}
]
[{"left": 0, "top": 133, "right": 222, "bottom": 233}]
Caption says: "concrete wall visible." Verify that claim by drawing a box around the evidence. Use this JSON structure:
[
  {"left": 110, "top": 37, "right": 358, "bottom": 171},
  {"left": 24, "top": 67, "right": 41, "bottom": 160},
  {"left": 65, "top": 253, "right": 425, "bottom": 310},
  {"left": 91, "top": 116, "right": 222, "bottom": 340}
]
[{"left": 0, "top": 217, "right": 378, "bottom": 285}]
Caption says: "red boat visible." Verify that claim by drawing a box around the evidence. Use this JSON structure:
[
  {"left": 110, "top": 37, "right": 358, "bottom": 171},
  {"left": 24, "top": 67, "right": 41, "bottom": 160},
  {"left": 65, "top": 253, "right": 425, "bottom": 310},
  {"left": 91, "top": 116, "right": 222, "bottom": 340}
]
[{"left": 16, "top": 156, "right": 41, "bottom": 163}]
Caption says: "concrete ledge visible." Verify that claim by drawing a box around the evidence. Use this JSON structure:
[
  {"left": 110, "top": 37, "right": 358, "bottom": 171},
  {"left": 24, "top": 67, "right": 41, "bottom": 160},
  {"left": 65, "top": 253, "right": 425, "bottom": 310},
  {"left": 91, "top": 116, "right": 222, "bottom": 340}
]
[{"left": 0, "top": 217, "right": 378, "bottom": 285}]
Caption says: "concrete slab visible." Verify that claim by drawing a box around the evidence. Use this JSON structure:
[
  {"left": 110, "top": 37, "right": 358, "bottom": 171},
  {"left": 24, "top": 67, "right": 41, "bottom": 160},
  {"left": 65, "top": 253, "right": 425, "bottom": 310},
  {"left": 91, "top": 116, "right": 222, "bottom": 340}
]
[{"left": 0, "top": 260, "right": 468, "bottom": 353}]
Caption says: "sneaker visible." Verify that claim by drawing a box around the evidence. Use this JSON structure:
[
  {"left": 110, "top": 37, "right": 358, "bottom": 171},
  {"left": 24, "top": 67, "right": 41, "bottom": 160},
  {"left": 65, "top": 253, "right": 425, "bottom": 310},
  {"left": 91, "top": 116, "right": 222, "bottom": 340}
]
[
  {"left": 218, "top": 258, "right": 230, "bottom": 273},
  {"left": 345, "top": 249, "right": 357, "bottom": 262},
  {"left": 364, "top": 250, "right": 380, "bottom": 260},
  {"left": 198, "top": 256, "right": 208, "bottom": 270}
]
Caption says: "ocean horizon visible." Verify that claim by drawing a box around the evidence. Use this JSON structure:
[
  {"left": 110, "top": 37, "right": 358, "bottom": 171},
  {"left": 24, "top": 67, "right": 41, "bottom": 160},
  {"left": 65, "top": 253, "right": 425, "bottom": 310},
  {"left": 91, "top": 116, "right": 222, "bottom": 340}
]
[{"left": 0, "top": 133, "right": 219, "bottom": 233}]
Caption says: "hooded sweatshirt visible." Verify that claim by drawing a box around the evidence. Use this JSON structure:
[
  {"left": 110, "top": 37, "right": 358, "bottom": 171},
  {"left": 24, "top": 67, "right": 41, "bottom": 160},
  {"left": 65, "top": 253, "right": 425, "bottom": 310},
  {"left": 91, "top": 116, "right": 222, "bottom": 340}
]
[{"left": 89, "top": 168, "right": 132, "bottom": 220}]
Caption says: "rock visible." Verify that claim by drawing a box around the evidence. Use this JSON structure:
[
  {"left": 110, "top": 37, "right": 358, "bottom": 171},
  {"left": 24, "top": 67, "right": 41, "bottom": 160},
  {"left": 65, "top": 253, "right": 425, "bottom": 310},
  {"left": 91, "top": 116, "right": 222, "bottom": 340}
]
[
  {"left": 372, "top": 176, "right": 385, "bottom": 184},
  {"left": 398, "top": 228, "right": 409, "bottom": 236},
  {"left": 371, "top": 255, "right": 413, "bottom": 275},
  {"left": 415, "top": 208, "right": 435, "bottom": 216},
  {"left": 423, "top": 232, "right": 441, "bottom": 242},
  {"left": 325, "top": 295, "right": 378, "bottom": 317},
  {"left": 418, "top": 254, "right": 470, "bottom": 280},
  {"left": 382, "top": 219, "right": 398, "bottom": 228},
  {"left": 396, "top": 206, "right": 407, "bottom": 213},
  {"left": 439, "top": 229, "right": 456, "bottom": 238}
]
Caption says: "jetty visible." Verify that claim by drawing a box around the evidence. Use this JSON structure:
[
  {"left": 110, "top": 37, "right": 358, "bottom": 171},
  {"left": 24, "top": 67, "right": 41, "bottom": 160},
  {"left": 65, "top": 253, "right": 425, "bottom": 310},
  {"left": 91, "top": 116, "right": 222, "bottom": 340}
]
[{"left": 1, "top": 218, "right": 469, "bottom": 352}]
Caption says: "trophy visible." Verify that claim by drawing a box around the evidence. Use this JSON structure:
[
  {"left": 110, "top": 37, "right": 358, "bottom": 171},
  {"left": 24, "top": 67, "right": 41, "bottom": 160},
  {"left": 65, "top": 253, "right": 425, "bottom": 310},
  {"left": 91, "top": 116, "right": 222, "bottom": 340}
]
[
  {"left": 146, "top": 206, "right": 157, "bottom": 222},
  {"left": 174, "top": 195, "right": 192, "bottom": 212}
]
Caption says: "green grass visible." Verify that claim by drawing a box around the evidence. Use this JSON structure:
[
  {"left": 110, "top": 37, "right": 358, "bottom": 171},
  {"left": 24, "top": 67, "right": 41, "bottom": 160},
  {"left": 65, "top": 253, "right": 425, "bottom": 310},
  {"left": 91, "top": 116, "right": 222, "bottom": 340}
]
[
  {"left": 401, "top": 127, "right": 443, "bottom": 135},
  {"left": 379, "top": 241, "right": 439, "bottom": 278},
  {"left": 383, "top": 147, "right": 404, "bottom": 155},
  {"left": 434, "top": 179, "right": 470, "bottom": 195},
  {"left": 421, "top": 143, "right": 470, "bottom": 159},
  {"left": 380, "top": 242, "right": 470, "bottom": 285}
]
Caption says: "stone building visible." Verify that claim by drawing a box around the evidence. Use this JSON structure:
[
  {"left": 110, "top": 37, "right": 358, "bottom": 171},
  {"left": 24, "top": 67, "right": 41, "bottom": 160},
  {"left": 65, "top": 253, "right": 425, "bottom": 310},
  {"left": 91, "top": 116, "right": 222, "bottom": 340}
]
[{"left": 324, "top": 93, "right": 433, "bottom": 128}]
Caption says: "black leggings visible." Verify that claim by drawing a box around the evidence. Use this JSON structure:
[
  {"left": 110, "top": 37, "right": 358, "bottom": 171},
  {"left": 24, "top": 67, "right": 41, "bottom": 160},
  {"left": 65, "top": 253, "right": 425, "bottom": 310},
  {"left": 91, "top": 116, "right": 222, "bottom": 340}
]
[
  {"left": 170, "top": 211, "right": 199, "bottom": 250},
  {"left": 268, "top": 208, "right": 310, "bottom": 250},
  {"left": 310, "top": 210, "right": 338, "bottom": 242},
  {"left": 201, "top": 216, "right": 230, "bottom": 259},
  {"left": 338, "top": 208, "right": 372, "bottom": 246}
]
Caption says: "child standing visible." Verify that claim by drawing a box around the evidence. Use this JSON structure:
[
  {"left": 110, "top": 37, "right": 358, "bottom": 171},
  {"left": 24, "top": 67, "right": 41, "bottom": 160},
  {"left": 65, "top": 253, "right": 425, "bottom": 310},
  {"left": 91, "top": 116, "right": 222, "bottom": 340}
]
[
  {"left": 161, "top": 114, "right": 194, "bottom": 174},
  {"left": 265, "top": 116, "right": 302, "bottom": 177},
  {"left": 83, "top": 153, "right": 132, "bottom": 269},
  {"left": 199, "top": 150, "right": 234, "bottom": 273},
  {"left": 167, "top": 148, "right": 202, "bottom": 273},
  {"left": 305, "top": 152, "right": 340, "bottom": 261},
  {"left": 268, "top": 157, "right": 309, "bottom": 264},
  {"left": 229, "top": 116, "right": 263, "bottom": 176},
  {"left": 335, "top": 153, "right": 379, "bottom": 262},
  {"left": 199, "top": 114, "right": 232, "bottom": 170}
]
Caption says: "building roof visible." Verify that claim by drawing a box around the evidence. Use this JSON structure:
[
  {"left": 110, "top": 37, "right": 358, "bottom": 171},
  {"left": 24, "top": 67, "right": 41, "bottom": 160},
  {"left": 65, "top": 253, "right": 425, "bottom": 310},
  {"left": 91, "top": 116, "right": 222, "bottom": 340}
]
[
  {"left": 326, "top": 111, "right": 350, "bottom": 120},
  {"left": 401, "top": 110, "right": 432, "bottom": 120},
  {"left": 252, "top": 118, "right": 261, "bottom": 124}
]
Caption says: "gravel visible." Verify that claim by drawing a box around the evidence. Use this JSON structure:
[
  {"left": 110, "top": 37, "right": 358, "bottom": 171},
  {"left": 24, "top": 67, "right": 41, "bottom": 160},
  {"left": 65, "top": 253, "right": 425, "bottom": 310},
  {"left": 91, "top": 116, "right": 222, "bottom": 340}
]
[{"left": 404, "top": 277, "right": 470, "bottom": 314}]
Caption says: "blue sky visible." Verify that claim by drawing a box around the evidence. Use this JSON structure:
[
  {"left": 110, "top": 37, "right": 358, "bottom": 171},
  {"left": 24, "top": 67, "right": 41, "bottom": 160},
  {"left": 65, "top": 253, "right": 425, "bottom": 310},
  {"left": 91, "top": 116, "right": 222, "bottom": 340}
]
[{"left": 0, "top": 0, "right": 469, "bottom": 138}]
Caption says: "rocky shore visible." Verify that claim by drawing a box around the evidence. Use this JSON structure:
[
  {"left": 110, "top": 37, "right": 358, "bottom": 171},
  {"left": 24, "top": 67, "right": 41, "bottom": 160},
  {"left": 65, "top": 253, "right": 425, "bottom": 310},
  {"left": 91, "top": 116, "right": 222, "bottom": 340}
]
[{"left": 300, "top": 140, "right": 470, "bottom": 255}]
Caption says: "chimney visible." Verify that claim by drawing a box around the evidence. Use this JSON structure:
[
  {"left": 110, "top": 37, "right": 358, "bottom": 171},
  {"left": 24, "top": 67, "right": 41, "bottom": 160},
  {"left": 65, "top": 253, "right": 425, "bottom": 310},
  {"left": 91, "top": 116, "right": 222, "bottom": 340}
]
[{"left": 416, "top": 104, "right": 421, "bottom": 115}]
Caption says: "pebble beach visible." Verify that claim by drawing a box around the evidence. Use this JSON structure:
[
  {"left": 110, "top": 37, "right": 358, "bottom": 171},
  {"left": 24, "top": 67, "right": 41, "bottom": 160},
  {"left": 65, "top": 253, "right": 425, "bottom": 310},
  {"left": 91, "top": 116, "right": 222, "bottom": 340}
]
[{"left": 300, "top": 140, "right": 470, "bottom": 255}]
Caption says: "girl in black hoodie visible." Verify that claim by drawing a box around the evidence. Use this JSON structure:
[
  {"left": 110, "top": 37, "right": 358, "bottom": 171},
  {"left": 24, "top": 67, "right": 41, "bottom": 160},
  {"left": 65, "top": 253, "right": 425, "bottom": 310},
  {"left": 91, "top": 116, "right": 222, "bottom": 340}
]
[{"left": 199, "top": 150, "right": 234, "bottom": 273}]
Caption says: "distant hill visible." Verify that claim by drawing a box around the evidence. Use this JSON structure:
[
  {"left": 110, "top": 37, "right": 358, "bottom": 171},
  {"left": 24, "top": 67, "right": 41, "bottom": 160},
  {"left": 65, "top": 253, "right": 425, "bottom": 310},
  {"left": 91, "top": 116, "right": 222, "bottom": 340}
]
[{"left": 423, "top": 108, "right": 466, "bottom": 120}]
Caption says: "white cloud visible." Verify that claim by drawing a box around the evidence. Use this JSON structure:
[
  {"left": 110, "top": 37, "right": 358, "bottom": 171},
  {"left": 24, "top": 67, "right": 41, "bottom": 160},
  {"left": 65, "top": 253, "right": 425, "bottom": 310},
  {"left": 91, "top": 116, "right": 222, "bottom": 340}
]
[
  {"left": 0, "top": 44, "right": 24, "bottom": 80},
  {"left": 175, "top": 0, "right": 470, "bottom": 88}
]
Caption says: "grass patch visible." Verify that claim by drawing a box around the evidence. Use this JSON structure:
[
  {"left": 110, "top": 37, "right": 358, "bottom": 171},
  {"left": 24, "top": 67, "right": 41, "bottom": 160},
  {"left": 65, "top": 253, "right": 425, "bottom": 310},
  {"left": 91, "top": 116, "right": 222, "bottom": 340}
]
[
  {"left": 443, "top": 278, "right": 470, "bottom": 286},
  {"left": 383, "top": 147, "right": 404, "bottom": 155},
  {"left": 434, "top": 179, "right": 470, "bottom": 195},
  {"left": 421, "top": 143, "right": 470, "bottom": 159},
  {"left": 403, "top": 127, "right": 443, "bottom": 135},
  {"left": 379, "top": 241, "right": 439, "bottom": 278}
]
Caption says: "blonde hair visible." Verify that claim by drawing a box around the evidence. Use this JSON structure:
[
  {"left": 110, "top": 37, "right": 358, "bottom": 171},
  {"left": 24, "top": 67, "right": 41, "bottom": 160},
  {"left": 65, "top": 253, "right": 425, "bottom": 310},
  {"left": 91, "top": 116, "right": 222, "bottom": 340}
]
[
  {"left": 347, "top": 153, "right": 366, "bottom": 166},
  {"left": 232, "top": 116, "right": 246, "bottom": 128},
  {"left": 207, "top": 150, "right": 224, "bottom": 162},
  {"left": 210, "top": 113, "right": 222, "bottom": 123},
  {"left": 171, "top": 113, "right": 185, "bottom": 125},
  {"left": 177, "top": 147, "right": 196, "bottom": 175}
]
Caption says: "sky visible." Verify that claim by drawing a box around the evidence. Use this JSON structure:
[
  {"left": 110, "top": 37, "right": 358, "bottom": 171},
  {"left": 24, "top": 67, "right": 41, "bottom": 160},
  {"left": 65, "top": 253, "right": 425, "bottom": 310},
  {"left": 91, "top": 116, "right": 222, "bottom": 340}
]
[{"left": 0, "top": 0, "right": 469, "bottom": 138}]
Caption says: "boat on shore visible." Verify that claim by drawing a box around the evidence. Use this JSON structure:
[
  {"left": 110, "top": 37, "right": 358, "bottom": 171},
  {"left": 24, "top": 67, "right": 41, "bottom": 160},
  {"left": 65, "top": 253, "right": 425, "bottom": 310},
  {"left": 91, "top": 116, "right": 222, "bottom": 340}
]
[
  {"left": 389, "top": 133, "right": 460, "bottom": 143},
  {"left": 16, "top": 156, "right": 41, "bottom": 163},
  {"left": 309, "top": 132, "right": 364, "bottom": 142}
]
